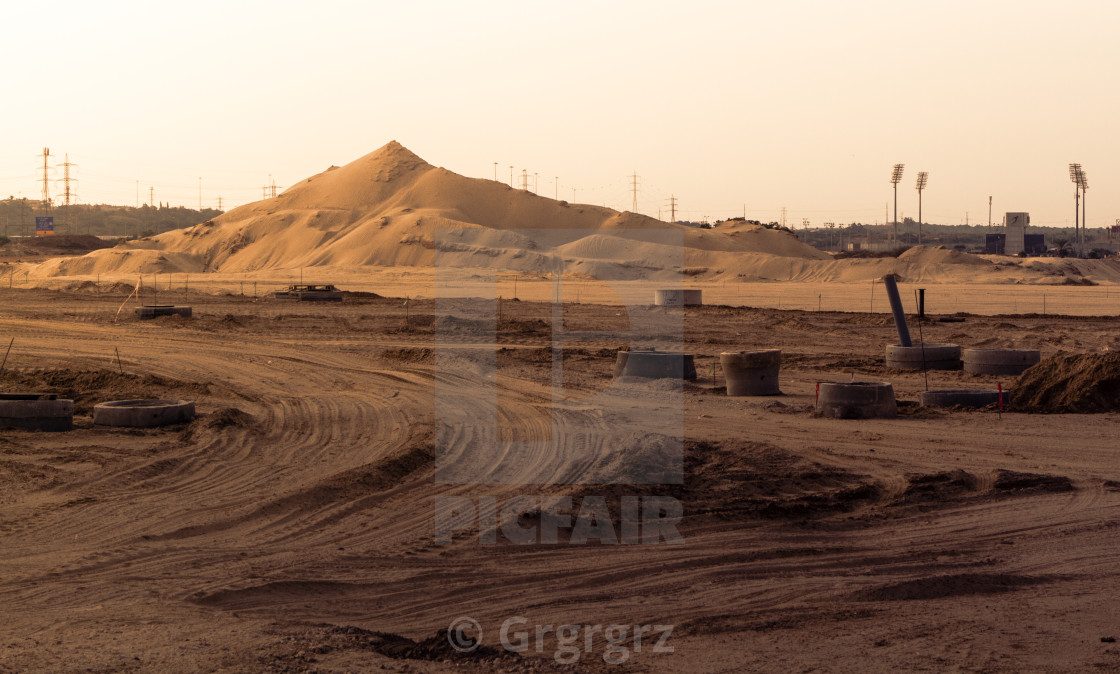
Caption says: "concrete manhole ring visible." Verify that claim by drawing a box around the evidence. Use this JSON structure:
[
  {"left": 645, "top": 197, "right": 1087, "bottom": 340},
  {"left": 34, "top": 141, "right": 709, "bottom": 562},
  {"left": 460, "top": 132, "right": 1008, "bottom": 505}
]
[
  {"left": 0, "top": 396, "right": 75, "bottom": 432},
  {"left": 961, "top": 348, "right": 1040, "bottom": 376},
  {"left": 720, "top": 349, "right": 782, "bottom": 396},
  {"left": 93, "top": 399, "right": 196, "bottom": 428},
  {"left": 613, "top": 350, "right": 698, "bottom": 380},
  {"left": 885, "top": 343, "right": 962, "bottom": 370},
  {"left": 816, "top": 381, "right": 897, "bottom": 419}
]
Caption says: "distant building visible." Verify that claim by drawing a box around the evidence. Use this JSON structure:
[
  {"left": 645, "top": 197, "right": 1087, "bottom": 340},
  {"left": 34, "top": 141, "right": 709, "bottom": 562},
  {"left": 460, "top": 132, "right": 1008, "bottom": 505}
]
[
  {"left": 1005, "top": 212, "right": 1029, "bottom": 254},
  {"left": 847, "top": 238, "right": 894, "bottom": 253},
  {"left": 1023, "top": 234, "right": 1046, "bottom": 256},
  {"left": 989, "top": 227, "right": 1044, "bottom": 256},
  {"left": 985, "top": 233, "right": 1006, "bottom": 255}
]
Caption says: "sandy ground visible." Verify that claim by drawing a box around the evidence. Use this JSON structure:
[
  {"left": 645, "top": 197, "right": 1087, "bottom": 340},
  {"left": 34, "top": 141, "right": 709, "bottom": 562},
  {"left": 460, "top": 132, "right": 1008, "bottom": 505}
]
[
  {"left": 12, "top": 267, "right": 1120, "bottom": 317},
  {"left": 1, "top": 284, "right": 1119, "bottom": 672}
]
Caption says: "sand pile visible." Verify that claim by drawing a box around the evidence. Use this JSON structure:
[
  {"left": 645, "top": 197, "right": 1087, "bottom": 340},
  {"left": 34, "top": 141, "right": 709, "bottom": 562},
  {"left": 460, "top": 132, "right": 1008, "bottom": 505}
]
[
  {"left": 26, "top": 142, "right": 832, "bottom": 280},
  {"left": 1012, "top": 352, "right": 1120, "bottom": 413},
  {"left": 18, "top": 143, "right": 1116, "bottom": 285},
  {"left": 897, "top": 245, "right": 991, "bottom": 267}
]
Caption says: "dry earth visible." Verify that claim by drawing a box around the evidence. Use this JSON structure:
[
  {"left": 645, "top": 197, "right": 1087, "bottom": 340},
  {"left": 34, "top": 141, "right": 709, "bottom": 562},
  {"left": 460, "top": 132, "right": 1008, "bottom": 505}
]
[{"left": 1, "top": 285, "right": 1119, "bottom": 672}]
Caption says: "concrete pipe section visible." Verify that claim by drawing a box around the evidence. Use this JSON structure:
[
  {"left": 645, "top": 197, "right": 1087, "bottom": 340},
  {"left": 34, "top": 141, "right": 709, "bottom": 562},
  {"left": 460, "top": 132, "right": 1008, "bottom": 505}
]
[
  {"left": 919, "top": 389, "right": 1010, "bottom": 409},
  {"left": 816, "top": 382, "right": 897, "bottom": 419},
  {"left": 93, "top": 399, "right": 196, "bottom": 428},
  {"left": 614, "top": 350, "right": 697, "bottom": 380},
  {"left": 0, "top": 393, "right": 74, "bottom": 432},
  {"left": 653, "top": 289, "right": 702, "bottom": 306},
  {"left": 135, "top": 305, "right": 193, "bottom": 319},
  {"left": 720, "top": 350, "right": 781, "bottom": 395},
  {"left": 885, "top": 343, "right": 962, "bottom": 370},
  {"left": 881, "top": 274, "right": 912, "bottom": 347},
  {"left": 962, "top": 348, "right": 1040, "bottom": 376}
]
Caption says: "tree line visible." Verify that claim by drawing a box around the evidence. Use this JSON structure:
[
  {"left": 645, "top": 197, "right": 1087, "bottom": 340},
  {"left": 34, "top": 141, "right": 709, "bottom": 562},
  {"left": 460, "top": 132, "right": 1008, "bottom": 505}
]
[{"left": 0, "top": 197, "right": 222, "bottom": 239}]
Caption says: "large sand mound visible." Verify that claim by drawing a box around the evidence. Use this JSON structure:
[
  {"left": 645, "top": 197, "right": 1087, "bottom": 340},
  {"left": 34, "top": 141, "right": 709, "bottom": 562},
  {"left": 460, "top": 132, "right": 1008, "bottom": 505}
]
[
  {"left": 28, "top": 142, "right": 828, "bottom": 280},
  {"left": 17, "top": 142, "right": 1119, "bottom": 285}
]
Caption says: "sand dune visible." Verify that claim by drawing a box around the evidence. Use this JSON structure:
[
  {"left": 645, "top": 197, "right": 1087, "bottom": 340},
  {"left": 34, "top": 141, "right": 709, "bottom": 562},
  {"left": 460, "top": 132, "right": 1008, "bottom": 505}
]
[
  {"left": 27, "top": 142, "right": 824, "bottom": 280},
  {"left": 17, "top": 141, "right": 1120, "bottom": 286}
]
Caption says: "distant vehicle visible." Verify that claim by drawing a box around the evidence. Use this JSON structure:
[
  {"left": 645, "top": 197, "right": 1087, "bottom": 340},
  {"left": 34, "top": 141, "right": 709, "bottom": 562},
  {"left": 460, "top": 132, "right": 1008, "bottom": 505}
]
[{"left": 273, "top": 284, "right": 343, "bottom": 302}]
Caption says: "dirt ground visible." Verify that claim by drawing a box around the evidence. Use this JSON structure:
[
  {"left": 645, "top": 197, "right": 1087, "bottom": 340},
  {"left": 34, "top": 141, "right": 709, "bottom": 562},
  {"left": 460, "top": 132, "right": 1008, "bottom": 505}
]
[{"left": 1, "top": 285, "right": 1119, "bottom": 672}]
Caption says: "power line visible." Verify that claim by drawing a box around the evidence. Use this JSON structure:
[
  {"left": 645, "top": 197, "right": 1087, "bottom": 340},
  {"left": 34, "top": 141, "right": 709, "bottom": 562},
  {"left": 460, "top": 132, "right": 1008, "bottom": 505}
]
[
  {"left": 629, "top": 171, "right": 640, "bottom": 213},
  {"left": 261, "top": 174, "right": 281, "bottom": 199},
  {"left": 665, "top": 195, "right": 678, "bottom": 223},
  {"left": 57, "top": 154, "right": 78, "bottom": 208},
  {"left": 57, "top": 153, "right": 79, "bottom": 233},
  {"left": 37, "top": 147, "right": 52, "bottom": 210}
]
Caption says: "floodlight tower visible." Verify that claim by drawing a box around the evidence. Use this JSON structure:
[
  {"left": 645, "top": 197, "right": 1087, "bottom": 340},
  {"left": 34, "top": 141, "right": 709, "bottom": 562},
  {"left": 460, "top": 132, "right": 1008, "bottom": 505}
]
[
  {"left": 915, "top": 171, "right": 928, "bottom": 246},
  {"left": 1069, "top": 163, "right": 1082, "bottom": 255},
  {"left": 1080, "top": 170, "right": 1089, "bottom": 256},
  {"left": 890, "top": 164, "right": 905, "bottom": 244}
]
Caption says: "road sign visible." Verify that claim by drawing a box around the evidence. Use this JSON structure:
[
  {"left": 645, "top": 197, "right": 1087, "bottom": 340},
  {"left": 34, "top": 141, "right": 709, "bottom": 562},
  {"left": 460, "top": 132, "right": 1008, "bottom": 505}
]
[{"left": 34, "top": 216, "right": 55, "bottom": 236}]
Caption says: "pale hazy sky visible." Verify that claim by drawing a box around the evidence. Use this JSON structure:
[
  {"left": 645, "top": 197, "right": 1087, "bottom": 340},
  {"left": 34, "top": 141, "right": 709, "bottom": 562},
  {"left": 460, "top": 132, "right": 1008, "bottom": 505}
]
[{"left": 3, "top": 0, "right": 1117, "bottom": 228}]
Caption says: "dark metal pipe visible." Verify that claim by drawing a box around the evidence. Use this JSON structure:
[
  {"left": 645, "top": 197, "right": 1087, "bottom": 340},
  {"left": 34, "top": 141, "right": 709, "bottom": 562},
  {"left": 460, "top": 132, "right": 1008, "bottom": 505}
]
[
  {"left": 882, "top": 274, "right": 912, "bottom": 347},
  {"left": 919, "top": 288, "right": 925, "bottom": 319}
]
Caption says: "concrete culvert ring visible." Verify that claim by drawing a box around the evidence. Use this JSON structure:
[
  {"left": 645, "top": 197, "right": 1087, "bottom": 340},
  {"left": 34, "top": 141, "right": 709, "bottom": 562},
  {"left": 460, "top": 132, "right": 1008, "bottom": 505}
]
[
  {"left": 816, "top": 382, "right": 897, "bottom": 419},
  {"left": 93, "top": 399, "right": 196, "bottom": 428},
  {"left": 653, "top": 289, "right": 702, "bottom": 306},
  {"left": 885, "top": 343, "right": 961, "bottom": 370},
  {"left": 0, "top": 396, "right": 74, "bottom": 432},
  {"left": 962, "top": 348, "right": 1040, "bottom": 376},
  {"left": 720, "top": 350, "right": 781, "bottom": 396},
  {"left": 919, "top": 389, "right": 1010, "bottom": 409},
  {"left": 614, "top": 350, "right": 697, "bottom": 380}
]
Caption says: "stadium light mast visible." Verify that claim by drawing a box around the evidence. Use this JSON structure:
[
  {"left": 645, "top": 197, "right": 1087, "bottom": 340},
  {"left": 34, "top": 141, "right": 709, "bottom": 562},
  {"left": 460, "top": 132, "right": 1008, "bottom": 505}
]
[
  {"left": 915, "top": 171, "right": 928, "bottom": 246},
  {"left": 1069, "top": 163, "right": 1084, "bottom": 256},
  {"left": 890, "top": 164, "right": 905, "bottom": 245},
  {"left": 1080, "top": 170, "right": 1089, "bottom": 256},
  {"left": 1069, "top": 163, "right": 1081, "bottom": 252}
]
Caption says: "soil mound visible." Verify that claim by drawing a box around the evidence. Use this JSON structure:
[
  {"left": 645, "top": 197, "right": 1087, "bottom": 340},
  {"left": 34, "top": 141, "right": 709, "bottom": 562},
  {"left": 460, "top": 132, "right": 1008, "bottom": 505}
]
[
  {"left": 380, "top": 347, "right": 434, "bottom": 363},
  {"left": 25, "top": 234, "right": 113, "bottom": 252},
  {"left": 852, "top": 573, "right": 1053, "bottom": 602},
  {"left": 1012, "top": 352, "right": 1120, "bottom": 413},
  {"left": 897, "top": 245, "right": 991, "bottom": 267},
  {"left": 200, "top": 407, "right": 256, "bottom": 431}
]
